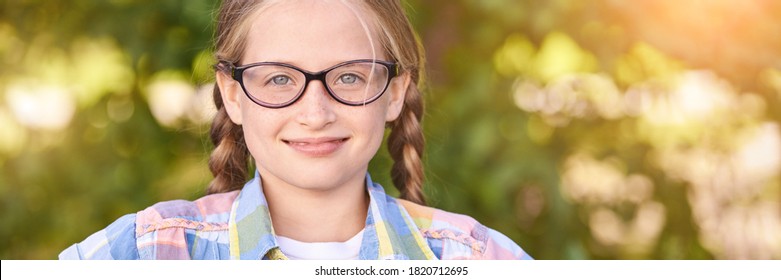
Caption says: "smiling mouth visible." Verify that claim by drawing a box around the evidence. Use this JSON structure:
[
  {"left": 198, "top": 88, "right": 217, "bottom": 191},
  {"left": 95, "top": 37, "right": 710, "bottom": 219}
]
[{"left": 283, "top": 137, "right": 349, "bottom": 157}]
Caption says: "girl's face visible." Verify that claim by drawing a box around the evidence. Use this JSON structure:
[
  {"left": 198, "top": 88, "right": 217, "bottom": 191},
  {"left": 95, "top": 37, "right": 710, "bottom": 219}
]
[{"left": 217, "top": 0, "right": 408, "bottom": 191}]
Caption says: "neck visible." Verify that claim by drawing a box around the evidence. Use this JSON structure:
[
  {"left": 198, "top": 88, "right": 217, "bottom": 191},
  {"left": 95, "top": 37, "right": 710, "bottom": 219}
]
[{"left": 260, "top": 170, "right": 369, "bottom": 243}]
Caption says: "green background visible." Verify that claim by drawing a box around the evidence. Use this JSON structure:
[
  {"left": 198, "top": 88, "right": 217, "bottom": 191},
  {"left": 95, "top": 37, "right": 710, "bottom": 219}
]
[{"left": 2, "top": 0, "right": 780, "bottom": 259}]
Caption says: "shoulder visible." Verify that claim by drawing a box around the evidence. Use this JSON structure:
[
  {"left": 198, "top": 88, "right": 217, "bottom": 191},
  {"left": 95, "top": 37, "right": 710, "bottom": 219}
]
[
  {"left": 60, "top": 191, "right": 240, "bottom": 260},
  {"left": 397, "top": 199, "right": 533, "bottom": 260},
  {"left": 136, "top": 190, "right": 240, "bottom": 231},
  {"left": 133, "top": 191, "right": 239, "bottom": 259}
]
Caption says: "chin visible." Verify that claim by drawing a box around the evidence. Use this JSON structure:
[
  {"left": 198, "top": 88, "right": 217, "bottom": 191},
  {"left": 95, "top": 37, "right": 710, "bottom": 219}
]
[
  {"left": 255, "top": 152, "right": 370, "bottom": 191},
  {"left": 275, "top": 166, "right": 363, "bottom": 189}
]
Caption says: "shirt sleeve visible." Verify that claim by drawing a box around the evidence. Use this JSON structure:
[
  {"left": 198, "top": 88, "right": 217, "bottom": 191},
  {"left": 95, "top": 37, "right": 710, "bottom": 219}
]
[
  {"left": 482, "top": 228, "right": 534, "bottom": 260},
  {"left": 59, "top": 214, "right": 140, "bottom": 260}
]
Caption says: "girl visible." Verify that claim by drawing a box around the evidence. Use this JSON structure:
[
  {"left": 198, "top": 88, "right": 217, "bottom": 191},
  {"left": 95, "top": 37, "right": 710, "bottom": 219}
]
[{"left": 60, "top": 0, "right": 532, "bottom": 260}]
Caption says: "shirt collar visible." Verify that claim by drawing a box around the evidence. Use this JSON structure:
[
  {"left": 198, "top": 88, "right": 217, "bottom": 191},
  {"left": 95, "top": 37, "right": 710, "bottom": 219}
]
[{"left": 228, "top": 171, "right": 436, "bottom": 260}]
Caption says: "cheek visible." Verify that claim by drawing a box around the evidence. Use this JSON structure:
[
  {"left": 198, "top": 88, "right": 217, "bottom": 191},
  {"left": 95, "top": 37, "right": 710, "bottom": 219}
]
[
  {"left": 239, "top": 105, "right": 281, "bottom": 153},
  {"left": 354, "top": 105, "right": 391, "bottom": 147}
]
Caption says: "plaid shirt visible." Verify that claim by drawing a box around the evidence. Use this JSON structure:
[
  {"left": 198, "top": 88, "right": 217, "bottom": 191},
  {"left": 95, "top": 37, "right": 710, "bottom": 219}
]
[{"left": 59, "top": 173, "right": 532, "bottom": 260}]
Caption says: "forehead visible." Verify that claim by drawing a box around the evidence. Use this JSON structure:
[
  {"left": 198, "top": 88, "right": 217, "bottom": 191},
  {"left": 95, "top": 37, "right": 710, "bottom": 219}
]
[{"left": 242, "top": 0, "right": 384, "bottom": 70}]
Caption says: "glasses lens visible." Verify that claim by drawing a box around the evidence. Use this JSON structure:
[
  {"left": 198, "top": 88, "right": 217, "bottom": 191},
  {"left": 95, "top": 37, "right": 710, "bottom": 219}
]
[
  {"left": 325, "top": 62, "right": 389, "bottom": 103},
  {"left": 242, "top": 65, "right": 306, "bottom": 105}
]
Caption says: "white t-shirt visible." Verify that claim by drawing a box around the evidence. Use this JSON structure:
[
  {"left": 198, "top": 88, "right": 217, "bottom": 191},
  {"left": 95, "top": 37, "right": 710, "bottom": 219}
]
[{"left": 276, "top": 229, "right": 364, "bottom": 260}]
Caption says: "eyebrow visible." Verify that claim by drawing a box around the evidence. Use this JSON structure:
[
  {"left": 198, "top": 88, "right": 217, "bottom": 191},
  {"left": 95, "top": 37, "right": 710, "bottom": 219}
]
[{"left": 241, "top": 58, "right": 388, "bottom": 70}]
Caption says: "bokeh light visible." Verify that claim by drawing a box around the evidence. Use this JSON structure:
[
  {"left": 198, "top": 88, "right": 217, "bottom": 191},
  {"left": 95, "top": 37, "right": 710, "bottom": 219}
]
[{"left": 1, "top": 0, "right": 780, "bottom": 260}]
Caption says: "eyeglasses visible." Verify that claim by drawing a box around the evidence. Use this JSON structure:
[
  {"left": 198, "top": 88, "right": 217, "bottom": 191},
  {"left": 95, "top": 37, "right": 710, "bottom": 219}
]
[{"left": 218, "top": 59, "right": 399, "bottom": 108}]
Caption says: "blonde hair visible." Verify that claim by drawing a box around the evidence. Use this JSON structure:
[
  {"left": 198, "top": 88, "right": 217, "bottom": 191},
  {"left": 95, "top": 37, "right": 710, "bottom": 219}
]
[{"left": 208, "top": 0, "right": 428, "bottom": 205}]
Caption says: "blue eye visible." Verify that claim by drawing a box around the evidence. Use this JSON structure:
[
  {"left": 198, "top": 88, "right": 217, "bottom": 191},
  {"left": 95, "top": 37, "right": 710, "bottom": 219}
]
[
  {"left": 338, "top": 74, "right": 360, "bottom": 84},
  {"left": 271, "top": 75, "right": 291, "bottom": 85}
]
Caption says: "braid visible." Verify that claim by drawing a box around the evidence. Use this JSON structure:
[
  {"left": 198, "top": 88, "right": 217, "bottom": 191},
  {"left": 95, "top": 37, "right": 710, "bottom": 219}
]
[
  {"left": 388, "top": 83, "right": 426, "bottom": 205},
  {"left": 206, "top": 0, "right": 260, "bottom": 194},
  {"left": 206, "top": 85, "right": 250, "bottom": 194}
]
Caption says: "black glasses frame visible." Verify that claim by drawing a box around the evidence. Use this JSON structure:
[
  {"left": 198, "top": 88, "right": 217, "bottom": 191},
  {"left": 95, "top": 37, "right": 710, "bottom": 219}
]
[{"left": 218, "top": 59, "right": 399, "bottom": 109}]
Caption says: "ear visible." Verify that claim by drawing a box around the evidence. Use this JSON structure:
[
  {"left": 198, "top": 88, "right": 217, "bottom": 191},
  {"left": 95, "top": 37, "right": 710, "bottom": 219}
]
[
  {"left": 216, "top": 70, "right": 243, "bottom": 125},
  {"left": 385, "top": 72, "right": 411, "bottom": 122}
]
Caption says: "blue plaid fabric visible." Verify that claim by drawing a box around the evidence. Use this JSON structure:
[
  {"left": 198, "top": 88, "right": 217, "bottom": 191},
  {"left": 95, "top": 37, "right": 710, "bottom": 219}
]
[{"left": 60, "top": 172, "right": 532, "bottom": 260}]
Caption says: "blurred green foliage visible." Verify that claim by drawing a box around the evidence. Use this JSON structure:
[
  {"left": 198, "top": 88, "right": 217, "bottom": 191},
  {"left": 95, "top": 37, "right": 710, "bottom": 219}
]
[{"left": 2, "top": 0, "right": 780, "bottom": 259}]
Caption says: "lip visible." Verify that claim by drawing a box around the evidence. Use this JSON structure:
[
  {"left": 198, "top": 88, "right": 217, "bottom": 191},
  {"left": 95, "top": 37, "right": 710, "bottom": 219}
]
[{"left": 282, "top": 137, "right": 349, "bottom": 157}]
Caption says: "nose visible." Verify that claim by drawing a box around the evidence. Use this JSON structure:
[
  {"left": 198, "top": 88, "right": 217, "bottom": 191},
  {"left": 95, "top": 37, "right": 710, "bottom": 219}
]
[{"left": 294, "top": 80, "right": 336, "bottom": 129}]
